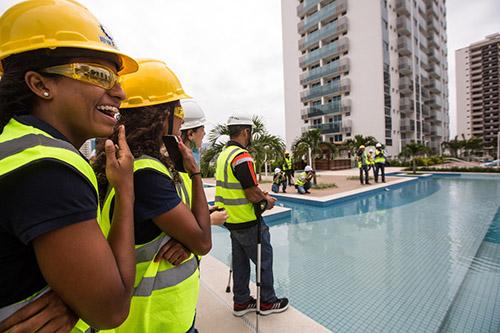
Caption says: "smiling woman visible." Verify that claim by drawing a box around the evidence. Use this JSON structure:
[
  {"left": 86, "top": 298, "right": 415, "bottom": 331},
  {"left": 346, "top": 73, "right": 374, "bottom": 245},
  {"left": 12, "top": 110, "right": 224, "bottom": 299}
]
[{"left": 0, "top": 0, "right": 139, "bottom": 332}]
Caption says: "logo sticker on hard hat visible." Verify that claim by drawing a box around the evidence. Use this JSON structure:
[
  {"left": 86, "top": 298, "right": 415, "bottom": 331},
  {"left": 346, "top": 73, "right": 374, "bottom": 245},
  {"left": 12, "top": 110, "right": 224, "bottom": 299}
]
[{"left": 99, "top": 24, "right": 117, "bottom": 48}]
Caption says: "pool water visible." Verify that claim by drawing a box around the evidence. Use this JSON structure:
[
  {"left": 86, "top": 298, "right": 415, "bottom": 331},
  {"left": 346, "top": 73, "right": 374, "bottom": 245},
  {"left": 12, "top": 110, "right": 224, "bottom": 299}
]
[{"left": 210, "top": 174, "right": 500, "bottom": 333}]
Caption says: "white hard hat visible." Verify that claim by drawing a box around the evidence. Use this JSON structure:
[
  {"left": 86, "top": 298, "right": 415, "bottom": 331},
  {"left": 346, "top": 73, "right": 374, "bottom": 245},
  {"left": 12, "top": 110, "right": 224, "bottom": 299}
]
[
  {"left": 376, "top": 143, "right": 382, "bottom": 148},
  {"left": 369, "top": 149, "right": 374, "bottom": 153},
  {"left": 274, "top": 168, "right": 281, "bottom": 173},
  {"left": 227, "top": 114, "right": 253, "bottom": 127},
  {"left": 180, "top": 99, "right": 205, "bottom": 131},
  {"left": 304, "top": 165, "right": 313, "bottom": 172}
]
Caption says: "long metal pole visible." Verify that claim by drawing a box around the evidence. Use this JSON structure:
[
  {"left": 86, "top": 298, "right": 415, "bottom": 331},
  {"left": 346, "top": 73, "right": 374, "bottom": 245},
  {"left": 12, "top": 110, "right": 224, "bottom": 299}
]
[{"left": 497, "top": 132, "right": 500, "bottom": 166}]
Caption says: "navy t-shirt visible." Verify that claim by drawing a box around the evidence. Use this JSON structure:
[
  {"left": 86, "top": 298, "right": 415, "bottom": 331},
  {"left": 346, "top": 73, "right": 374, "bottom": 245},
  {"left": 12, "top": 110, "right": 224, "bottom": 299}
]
[
  {"left": 108, "top": 168, "right": 181, "bottom": 245},
  {"left": 0, "top": 116, "right": 97, "bottom": 307}
]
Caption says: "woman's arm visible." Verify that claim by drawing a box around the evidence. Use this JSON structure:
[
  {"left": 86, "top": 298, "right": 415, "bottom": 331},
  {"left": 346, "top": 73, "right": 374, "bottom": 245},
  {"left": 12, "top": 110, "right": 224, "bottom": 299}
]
[{"left": 33, "top": 126, "right": 135, "bottom": 329}]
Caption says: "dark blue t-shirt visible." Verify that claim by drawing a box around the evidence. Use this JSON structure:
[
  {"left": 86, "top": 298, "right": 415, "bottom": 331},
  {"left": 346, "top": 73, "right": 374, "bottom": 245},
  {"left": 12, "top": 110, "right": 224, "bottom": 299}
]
[
  {"left": 0, "top": 116, "right": 97, "bottom": 307},
  {"left": 108, "top": 168, "right": 181, "bottom": 245}
]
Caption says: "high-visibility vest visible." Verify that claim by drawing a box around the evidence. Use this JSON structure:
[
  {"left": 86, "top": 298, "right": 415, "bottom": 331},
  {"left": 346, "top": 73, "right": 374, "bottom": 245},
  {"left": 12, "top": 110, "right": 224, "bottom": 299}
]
[
  {"left": 0, "top": 118, "right": 100, "bottom": 333},
  {"left": 101, "top": 155, "right": 199, "bottom": 333},
  {"left": 375, "top": 149, "right": 386, "bottom": 164},
  {"left": 295, "top": 171, "right": 308, "bottom": 187},
  {"left": 179, "top": 172, "right": 192, "bottom": 209},
  {"left": 356, "top": 152, "right": 367, "bottom": 168},
  {"left": 215, "top": 145, "right": 257, "bottom": 224},
  {"left": 282, "top": 156, "right": 293, "bottom": 171},
  {"left": 367, "top": 153, "right": 375, "bottom": 165}
]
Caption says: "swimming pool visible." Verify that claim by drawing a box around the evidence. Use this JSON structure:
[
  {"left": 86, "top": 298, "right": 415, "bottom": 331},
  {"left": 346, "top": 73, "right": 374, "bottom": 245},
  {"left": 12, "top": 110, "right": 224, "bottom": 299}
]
[{"left": 210, "top": 174, "right": 500, "bottom": 333}]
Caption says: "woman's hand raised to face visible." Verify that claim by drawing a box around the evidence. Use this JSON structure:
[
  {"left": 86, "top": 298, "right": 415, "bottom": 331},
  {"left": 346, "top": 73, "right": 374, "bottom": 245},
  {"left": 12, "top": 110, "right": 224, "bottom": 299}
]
[{"left": 105, "top": 125, "right": 134, "bottom": 194}]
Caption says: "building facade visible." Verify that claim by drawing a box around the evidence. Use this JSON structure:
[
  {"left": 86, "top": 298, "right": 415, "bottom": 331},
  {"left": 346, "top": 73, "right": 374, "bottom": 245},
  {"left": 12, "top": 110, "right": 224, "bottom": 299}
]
[
  {"left": 456, "top": 33, "right": 500, "bottom": 156},
  {"left": 281, "top": 0, "right": 449, "bottom": 156}
]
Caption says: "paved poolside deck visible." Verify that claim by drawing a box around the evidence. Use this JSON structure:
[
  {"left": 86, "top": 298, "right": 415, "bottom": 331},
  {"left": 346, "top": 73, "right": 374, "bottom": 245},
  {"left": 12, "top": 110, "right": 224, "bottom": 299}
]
[{"left": 196, "top": 168, "right": 413, "bottom": 332}]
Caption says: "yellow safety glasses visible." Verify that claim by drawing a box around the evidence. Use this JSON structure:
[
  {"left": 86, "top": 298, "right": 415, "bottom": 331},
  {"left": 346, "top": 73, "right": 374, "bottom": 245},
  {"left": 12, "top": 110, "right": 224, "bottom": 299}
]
[
  {"left": 174, "top": 105, "right": 184, "bottom": 119},
  {"left": 41, "top": 63, "right": 119, "bottom": 90}
]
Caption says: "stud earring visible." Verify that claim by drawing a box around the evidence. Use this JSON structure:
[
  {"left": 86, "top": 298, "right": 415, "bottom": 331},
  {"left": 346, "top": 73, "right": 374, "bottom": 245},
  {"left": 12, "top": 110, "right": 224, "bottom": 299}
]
[{"left": 43, "top": 91, "right": 49, "bottom": 97}]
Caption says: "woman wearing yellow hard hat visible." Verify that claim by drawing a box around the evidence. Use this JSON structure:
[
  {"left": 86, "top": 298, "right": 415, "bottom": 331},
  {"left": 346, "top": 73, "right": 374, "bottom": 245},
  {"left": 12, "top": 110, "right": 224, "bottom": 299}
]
[
  {"left": 0, "top": 0, "right": 138, "bottom": 332},
  {"left": 93, "top": 59, "right": 213, "bottom": 333}
]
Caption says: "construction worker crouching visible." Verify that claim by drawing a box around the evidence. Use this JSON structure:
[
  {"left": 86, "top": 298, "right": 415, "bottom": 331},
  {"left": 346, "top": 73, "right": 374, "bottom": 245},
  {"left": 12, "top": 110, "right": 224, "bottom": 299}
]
[
  {"left": 215, "top": 115, "right": 289, "bottom": 317},
  {"left": 356, "top": 145, "right": 370, "bottom": 185},
  {"left": 282, "top": 151, "right": 294, "bottom": 186},
  {"left": 295, "top": 165, "right": 314, "bottom": 194},
  {"left": 272, "top": 168, "right": 286, "bottom": 193},
  {"left": 374, "top": 142, "right": 386, "bottom": 183}
]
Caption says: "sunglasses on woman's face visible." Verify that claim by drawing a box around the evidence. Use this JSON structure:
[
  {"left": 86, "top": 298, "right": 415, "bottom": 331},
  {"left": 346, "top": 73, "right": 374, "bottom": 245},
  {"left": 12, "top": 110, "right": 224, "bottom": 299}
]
[
  {"left": 173, "top": 105, "right": 184, "bottom": 119},
  {"left": 40, "top": 63, "right": 119, "bottom": 90}
]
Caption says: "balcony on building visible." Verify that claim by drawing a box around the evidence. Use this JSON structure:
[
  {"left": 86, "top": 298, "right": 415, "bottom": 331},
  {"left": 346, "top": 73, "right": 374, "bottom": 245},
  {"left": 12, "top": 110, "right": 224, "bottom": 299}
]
[
  {"left": 400, "top": 97, "right": 415, "bottom": 113},
  {"left": 399, "top": 77, "right": 413, "bottom": 95},
  {"left": 428, "top": 63, "right": 441, "bottom": 79},
  {"left": 400, "top": 118, "right": 415, "bottom": 132},
  {"left": 426, "top": 79, "right": 442, "bottom": 93},
  {"left": 399, "top": 57, "right": 412, "bottom": 75},
  {"left": 300, "top": 78, "right": 350, "bottom": 102},
  {"left": 426, "top": 16, "right": 439, "bottom": 34},
  {"left": 398, "top": 36, "right": 412, "bottom": 56},
  {"left": 427, "top": 32, "right": 440, "bottom": 49},
  {"left": 298, "top": 0, "right": 347, "bottom": 35},
  {"left": 397, "top": 17, "right": 411, "bottom": 36},
  {"left": 299, "top": 37, "right": 348, "bottom": 67},
  {"left": 301, "top": 99, "right": 345, "bottom": 119},
  {"left": 396, "top": 0, "right": 410, "bottom": 16},
  {"left": 422, "top": 122, "right": 431, "bottom": 133},
  {"left": 430, "top": 126, "right": 443, "bottom": 137},
  {"left": 427, "top": 48, "right": 440, "bottom": 63},
  {"left": 428, "top": 96, "right": 442, "bottom": 109},
  {"left": 310, "top": 121, "right": 342, "bottom": 134},
  {"left": 297, "top": 0, "right": 320, "bottom": 17},
  {"left": 422, "top": 104, "right": 431, "bottom": 117},
  {"left": 341, "top": 118, "right": 352, "bottom": 132},
  {"left": 298, "top": 16, "right": 348, "bottom": 50},
  {"left": 299, "top": 57, "right": 349, "bottom": 85},
  {"left": 426, "top": 0, "right": 439, "bottom": 19}
]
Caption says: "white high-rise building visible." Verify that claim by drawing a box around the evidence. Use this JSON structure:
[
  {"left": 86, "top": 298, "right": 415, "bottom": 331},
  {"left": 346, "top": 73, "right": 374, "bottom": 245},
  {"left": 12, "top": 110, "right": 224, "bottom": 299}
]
[
  {"left": 456, "top": 33, "right": 500, "bottom": 156},
  {"left": 282, "top": 0, "right": 449, "bottom": 156}
]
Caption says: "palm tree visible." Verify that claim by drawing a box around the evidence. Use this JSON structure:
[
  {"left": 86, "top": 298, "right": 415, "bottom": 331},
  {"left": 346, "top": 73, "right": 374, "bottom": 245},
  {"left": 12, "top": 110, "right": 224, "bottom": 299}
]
[
  {"left": 400, "top": 142, "right": 431, "bottom": 174},
  {"left": 202, "top": 116, "right": 284, "bottom": 181},
  {"left": 462, "top": 135, "right": 483, "bottom": 161},
  {"left": 344, "top": 134, "right": 378, "bottom": 155},
  {"left": 292, "top": 129, "right": 336, "bottom": 184},
  {"left": 441, "top": 136, "right": 464, "bottom": 158}
]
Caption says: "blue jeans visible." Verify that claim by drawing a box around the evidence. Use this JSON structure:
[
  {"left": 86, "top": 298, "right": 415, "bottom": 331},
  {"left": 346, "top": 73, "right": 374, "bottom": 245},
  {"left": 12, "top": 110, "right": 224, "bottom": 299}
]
[
  {"left": 297, "top": 181, "right": 311, "bottom": 194},
  {"left": 272, "top": 182, "right": 286, "bottom": 193},
  {"left": 230, "top": 222, "right": 277, "bottom": 304}
]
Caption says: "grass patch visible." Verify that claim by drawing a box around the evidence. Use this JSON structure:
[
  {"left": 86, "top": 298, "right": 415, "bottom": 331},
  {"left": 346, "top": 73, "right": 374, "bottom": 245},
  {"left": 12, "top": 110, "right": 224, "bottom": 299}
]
[
  {"left": 312, "top": 183, "right": 337, "bottom": 189},
  {"left": 346, "top": 176, "right": 376, "bottom": 181}
]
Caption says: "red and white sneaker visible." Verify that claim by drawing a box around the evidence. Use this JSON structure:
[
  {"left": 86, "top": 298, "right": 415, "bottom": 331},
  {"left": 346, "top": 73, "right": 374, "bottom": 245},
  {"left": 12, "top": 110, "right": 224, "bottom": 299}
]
[
  {"left": 260, "top": 298, "right": 289, "bottom": 315},
  {"left": 233, "top": 297, "right": 257, "bottom": 317}
]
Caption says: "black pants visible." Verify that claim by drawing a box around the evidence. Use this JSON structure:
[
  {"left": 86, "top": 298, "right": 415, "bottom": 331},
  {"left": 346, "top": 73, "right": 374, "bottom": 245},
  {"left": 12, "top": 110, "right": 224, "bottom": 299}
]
[
  {"left": 359, "top": 166, "right": 369, "bottom": 184},
  {"left": 375, "top": 163, "right": 385, "bottom": 182},
  {"left": 284, "top": 170, "right": 294, "bottom": 186}
]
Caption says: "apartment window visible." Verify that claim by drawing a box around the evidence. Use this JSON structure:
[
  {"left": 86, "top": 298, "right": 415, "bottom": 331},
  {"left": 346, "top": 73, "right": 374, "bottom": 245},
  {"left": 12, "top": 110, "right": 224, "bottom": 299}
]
[{"left": 334, "top": 134, "right": 343, "bottom": 142}]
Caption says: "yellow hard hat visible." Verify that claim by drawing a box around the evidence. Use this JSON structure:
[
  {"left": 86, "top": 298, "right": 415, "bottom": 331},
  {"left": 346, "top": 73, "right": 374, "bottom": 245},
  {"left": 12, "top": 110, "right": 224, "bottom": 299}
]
[
  {"left": 359, "top": 145, "right": 366, "bottom": 149},
  {"left": 120, "top": 58, "right": 191, "bottom": 109},
  {"left": 0, "top": 0, "right": 138, "bottom": 74}
]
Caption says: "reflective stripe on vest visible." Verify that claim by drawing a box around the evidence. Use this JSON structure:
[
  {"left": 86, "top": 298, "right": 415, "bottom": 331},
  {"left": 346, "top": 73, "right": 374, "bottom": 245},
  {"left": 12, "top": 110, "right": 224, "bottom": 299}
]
[
  {"left": 100, "top": 155, "right": 199, "bottom": 333},
  {"left": 0, "top": 118, "right": 100, "bottom": 333},
  {"left": 178, "top": 172, "right": 192, "bottom": 208},
  {"left": 214, "top": 146, "right": 257, "bottom": 224},
  {"left": 295, "top": 172, "right": 307, "bottom": 187},
  {"left": 0, "top": 287, "right": 50, "bottom": 322}
]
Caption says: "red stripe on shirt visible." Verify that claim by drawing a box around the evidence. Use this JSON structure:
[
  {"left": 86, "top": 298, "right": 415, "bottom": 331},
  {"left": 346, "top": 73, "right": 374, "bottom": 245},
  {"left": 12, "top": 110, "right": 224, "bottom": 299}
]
[
  {"left": 232, "top": 152, "right": 253, "bottom": 167},
  {"left": 247, "top": 161, "right": 258, "bottom": 185}
]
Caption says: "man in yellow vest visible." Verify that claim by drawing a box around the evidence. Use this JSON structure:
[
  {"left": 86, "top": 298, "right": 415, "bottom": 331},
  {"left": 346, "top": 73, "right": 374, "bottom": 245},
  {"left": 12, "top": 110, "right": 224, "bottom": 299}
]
[
  {"left": 356, "top": 145, "right": 370, "bottom": 185},
  {"left": 374, "top": 143, "right": 386, "bottom": 183},
  {"left": 215, "top": 115, "right": 289, "bottom": 317},
  {"left": 282, "top": 151, "right": 294, "bottom": 187}
]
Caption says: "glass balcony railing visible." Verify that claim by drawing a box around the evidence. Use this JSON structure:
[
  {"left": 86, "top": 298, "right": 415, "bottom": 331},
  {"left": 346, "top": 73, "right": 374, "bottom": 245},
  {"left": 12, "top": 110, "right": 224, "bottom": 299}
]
[
  {"left": 302, "top": 101, "right": 343, "bottom": 118},
  {"left": 298, "top": 0, "right": 346, "bottom": 33},
  {"left": 297, "top": 0, "right": 320, "bottom": 17},
  {"left": 299, "top": 38, "right": 348, "bottom": 67},
  {"left": 299, "top": 16, "right": 348, "bottom": 50},
  {"left": 395, "top": 0, "right": 410, "bottom": 16},
  {"left": 300, "top": 79, "right": 350, "bottom": 101},
  {"left": 310, "top": 121, "right": 342, "bottom": 134},
  {"left": 299, "top": 58, "right": 349, "bottom": 84}
]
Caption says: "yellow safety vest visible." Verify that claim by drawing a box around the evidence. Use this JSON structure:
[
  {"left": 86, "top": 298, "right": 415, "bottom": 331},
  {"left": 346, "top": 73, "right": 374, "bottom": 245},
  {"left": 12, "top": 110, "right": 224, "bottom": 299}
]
[
  {"left": 179, "top": 172, "right": 192, "bottom": 209},
  {"left": 101, "top": 155, "right": 199, "bottom": 333},
  {"left": 215, "top": 145, "right": 257, "bottom": 224},
  {"left": 282, "top": 156, "right": 292, "bottom": 171},
  {"left": 375, "top": 149, "right": 386, "bottom": 164},
  {"left": 0, "top": 118, "right": 100, "bottom": 333},
  {"left": 295, "top": 171, "right": 308, "bottom": 187}
]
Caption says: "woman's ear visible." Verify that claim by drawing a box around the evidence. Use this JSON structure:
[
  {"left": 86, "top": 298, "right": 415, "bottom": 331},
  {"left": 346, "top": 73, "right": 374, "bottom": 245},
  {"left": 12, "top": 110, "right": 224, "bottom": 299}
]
[{"left": 24, "top": 71, "right": 53, "bottom": 100}]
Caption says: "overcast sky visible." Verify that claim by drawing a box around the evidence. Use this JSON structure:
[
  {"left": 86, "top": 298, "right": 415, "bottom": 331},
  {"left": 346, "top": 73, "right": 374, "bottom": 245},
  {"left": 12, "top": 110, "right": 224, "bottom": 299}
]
[{"left": 1, "top": 0, "right": 499, "bottom": 140}]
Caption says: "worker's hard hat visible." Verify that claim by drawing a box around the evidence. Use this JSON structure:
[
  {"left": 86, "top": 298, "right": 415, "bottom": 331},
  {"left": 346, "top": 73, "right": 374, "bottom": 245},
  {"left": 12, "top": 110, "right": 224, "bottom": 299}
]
[
  {"left": 376, "top": 143, "right": 382, "bottom": 148},
  {"left": 359, "top": 145, "right": 366, "bottom": 149},
  {"left": 0, "top": 0, "right": 138, "bottom": 75},
  {"left": 304, "top": 165, "right": 313, "bottom": 172},
  {"left": 274, "top": 168, "right": 281, "bottom": 174},
  {"left": 369, "top": 149, "right": 374, "bottom": 153},
  {"left": 285, "top": 151, "right": 290, "bottom": 155},
  {"left": 227, "top": 115, "right": 253, "bottom": 127},
  {"left": 180, "top": 99, "right": 205, "bottom": 130},
  {"left": 120, "top": 58, "right": 190, "bottom": 109}
]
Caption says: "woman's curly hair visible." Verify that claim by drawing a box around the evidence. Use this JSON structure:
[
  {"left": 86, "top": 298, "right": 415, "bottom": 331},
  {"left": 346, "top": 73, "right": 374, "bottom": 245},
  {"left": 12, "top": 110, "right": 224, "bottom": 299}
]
[{"left": 93, "top": 101, "right": 181, "bottom": 205}]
